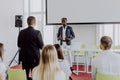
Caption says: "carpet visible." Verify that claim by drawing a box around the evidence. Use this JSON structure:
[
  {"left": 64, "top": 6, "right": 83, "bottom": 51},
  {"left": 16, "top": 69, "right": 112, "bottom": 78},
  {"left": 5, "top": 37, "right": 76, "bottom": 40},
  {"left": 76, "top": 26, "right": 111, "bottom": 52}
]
[{"left": 71, "top": 65, "right": 92, "bottom": 80}]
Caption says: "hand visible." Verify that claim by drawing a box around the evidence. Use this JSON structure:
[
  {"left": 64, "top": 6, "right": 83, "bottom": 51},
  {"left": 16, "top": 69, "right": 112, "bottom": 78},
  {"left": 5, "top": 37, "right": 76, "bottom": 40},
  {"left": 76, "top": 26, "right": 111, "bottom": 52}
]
[
  {"left": 65, "top": 38, "right": 70, "bottom": 41},
  {"left": 0, "top": 73, "right": 5, "bottom": 80}
]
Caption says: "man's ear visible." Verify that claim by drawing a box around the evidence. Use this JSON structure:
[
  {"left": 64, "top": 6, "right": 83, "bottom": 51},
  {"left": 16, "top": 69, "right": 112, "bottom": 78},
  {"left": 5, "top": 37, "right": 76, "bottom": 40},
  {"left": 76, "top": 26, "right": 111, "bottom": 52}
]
[{"left": 100, "top": 44, "right": 104, "bottom": 50}]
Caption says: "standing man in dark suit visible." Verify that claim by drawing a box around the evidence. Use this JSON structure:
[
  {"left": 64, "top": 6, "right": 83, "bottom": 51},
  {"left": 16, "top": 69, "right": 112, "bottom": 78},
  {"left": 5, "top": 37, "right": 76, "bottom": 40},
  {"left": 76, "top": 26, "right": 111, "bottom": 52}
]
[
  {"left": 57, "top": 17, "right": 75, "bottom": 70},
  {"left": 17, "top": 16, "right": 44, "bottom": 80}
]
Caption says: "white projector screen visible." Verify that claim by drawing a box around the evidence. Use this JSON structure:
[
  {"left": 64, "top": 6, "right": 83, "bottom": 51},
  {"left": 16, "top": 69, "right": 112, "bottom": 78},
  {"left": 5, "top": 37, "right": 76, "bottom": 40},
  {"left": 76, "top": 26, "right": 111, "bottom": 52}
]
[{"left": 46, "top": 0, "right": 120, "bottom": 25}]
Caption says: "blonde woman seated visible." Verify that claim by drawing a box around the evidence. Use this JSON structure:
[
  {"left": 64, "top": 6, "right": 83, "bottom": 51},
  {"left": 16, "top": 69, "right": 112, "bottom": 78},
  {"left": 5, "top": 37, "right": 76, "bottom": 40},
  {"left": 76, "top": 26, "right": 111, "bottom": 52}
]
[
  {"left": 54, "top": 44, "right": 72, "bottom": 80},
  {"left": 32, "top": 45, "right": 66, "bottom": 80},
  {"left": 0, "top": 43, "right": 7, "bottom": 80},
  {"left": 92, "top": 36, "right": 120, "bottom": 80}
]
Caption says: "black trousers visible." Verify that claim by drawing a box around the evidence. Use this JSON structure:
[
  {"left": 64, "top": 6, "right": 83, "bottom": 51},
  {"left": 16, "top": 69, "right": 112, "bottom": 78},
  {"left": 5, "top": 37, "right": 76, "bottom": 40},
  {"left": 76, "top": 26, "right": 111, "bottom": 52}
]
[
  {"left": 22, "top": 62, "right": 38, "bottom": 80},
  {"left": 25, "top": 68, "right": 33, "bottom": 80}
]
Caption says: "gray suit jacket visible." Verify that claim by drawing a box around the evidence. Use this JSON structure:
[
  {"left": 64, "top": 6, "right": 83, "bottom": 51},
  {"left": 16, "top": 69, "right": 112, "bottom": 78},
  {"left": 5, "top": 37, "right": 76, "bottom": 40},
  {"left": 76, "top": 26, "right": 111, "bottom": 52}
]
[{"left": 57, "top": 26, "right": 75, "bottom": 45}]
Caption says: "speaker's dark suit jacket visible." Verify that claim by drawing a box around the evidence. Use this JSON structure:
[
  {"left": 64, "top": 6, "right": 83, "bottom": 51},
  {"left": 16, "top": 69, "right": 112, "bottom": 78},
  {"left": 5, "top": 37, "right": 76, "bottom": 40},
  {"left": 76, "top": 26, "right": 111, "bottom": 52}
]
[
  {"left": 17, "top": 26, "right": 44, "bottom": 68},
  {"left": 57, "top": 26, "right": 75, "bottom": 45}
]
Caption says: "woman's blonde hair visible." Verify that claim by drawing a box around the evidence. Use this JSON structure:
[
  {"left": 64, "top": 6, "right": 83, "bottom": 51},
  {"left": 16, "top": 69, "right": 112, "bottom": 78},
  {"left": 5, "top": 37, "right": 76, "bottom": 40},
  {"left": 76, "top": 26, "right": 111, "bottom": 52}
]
[
  {"left": 0, "top": 43, "right": 4, "bottom": 61},
  {"left": 33, "top": 45, "right": 60, "bottom": 80}
]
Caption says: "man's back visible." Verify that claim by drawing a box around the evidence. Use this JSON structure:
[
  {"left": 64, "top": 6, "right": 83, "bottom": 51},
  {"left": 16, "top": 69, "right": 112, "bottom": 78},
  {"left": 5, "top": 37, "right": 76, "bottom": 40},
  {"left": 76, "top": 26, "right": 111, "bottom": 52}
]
[
  {"left": 18, "top": 27, "right": 43, "bottom": 49},
  {"left": 93, "top": 50, "right": 120, "bottom": 75},
  {"left": 18, "top": 26, "right": 44, "bottom": 66}
]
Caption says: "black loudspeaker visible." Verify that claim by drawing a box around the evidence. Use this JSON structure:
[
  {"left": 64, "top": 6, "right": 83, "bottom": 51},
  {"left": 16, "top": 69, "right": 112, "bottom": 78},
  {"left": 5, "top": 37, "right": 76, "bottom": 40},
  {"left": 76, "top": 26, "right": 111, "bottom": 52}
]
[{"left": 15, "top": 15, "right": 23, "bottom": 27}]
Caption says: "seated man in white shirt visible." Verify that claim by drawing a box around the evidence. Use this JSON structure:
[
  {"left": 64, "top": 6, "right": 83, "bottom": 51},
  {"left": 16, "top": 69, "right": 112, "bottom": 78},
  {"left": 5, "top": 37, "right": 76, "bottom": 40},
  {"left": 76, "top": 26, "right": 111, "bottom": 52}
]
[{"left": 92, "top": 36, "right": 120, "bottom": 80}]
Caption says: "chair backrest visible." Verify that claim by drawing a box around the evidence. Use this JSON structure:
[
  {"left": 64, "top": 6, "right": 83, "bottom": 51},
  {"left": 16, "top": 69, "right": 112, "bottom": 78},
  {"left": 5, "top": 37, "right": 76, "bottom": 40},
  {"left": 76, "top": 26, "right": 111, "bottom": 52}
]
[
  {"left": 92, "top": 45, "right": 101, "bottom": 58},
  {"left": 112, "top": 46, "right": 120, "bottom": 50},
  {"left": 78, "top": 44, "right": 86, "bottom": 56},
  {"left": 93, "top": 52, "right": 101, "bottom": 58},
  {"left": 71, "top": 42, "right": 82, "bottom": 50},
  {"left": 96, "top": 73, "right": 120, "bottom": 80},
  {"left": 65, "top": 72, "right": 69, "bottom": 80},
  {"left": 80, "top": 44, "right": 85, "bottom": 49},
  {"left": 10, "top": 64, "right": 22, "bottom": 69},
  {"left": 93, "top": 45, "right": 100, "bottom": 49},
  {"left": 8, "top": 69, "right": 27, "bottom": 80}
]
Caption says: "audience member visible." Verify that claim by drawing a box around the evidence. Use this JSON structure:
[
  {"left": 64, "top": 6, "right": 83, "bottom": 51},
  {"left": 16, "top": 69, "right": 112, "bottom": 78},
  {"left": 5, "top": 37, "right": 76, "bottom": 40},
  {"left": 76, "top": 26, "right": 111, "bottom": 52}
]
[
  {"left": 17, "top": 16, "right": 44, "bottom": 80},
  {"left": 54, "top": 44, "right": 72, "bottom": 80},
  {"left": 92, "top": 36, "right": 120, "bottom": 80},
  {"left": 0, "top": 43, "right": 7, "bottom": 80},
  {"left": 32, "top": 45, "right": 66, "bottom": 80}
]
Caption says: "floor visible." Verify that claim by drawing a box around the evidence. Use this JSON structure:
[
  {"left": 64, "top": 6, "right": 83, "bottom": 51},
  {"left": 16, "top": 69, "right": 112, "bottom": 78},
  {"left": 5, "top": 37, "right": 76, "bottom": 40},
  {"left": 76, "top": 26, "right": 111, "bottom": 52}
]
[{"left": 71, "top": 65, "right": 92, "bottom": 80}]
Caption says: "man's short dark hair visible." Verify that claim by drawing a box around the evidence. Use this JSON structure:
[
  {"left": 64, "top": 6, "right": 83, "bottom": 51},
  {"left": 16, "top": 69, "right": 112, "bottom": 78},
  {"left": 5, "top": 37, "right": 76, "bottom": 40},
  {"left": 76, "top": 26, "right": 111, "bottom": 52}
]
[
  {"left": 27, "top": 16, "right": 36, "bottom": 25},
  {"left": 61, "top": 17, "right": 67, "bottom": 21}
]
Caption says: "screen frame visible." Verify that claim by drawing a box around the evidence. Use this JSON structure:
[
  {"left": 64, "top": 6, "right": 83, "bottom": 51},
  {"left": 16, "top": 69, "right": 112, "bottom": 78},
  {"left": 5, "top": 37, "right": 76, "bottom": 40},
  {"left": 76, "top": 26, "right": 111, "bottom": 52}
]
[{"left": 46, "top": 0, "right": 120, "bottom": 25}]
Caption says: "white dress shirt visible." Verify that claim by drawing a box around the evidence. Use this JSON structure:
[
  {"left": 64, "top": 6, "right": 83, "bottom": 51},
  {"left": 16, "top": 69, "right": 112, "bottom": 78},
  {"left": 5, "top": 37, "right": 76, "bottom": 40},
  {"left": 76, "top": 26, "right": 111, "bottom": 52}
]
[
  {"left": 62, "top": 26, "right": 67, "bottom": 41},
  {"left": 92, "top": 50, "right": 120, "bottom": 80}
]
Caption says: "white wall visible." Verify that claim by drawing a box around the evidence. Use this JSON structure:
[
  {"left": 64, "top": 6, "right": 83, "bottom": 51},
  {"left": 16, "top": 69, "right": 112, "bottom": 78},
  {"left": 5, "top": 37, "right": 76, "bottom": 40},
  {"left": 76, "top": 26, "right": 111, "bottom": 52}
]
[
  {"left": 54, "top": 25, "right": 96, "bottom": 48},
  {"left": 0, "top": 0, "right": 23, "bottom": 66},
  {"left": 0, "top": 0, "right": 97, "bottom": 66}
]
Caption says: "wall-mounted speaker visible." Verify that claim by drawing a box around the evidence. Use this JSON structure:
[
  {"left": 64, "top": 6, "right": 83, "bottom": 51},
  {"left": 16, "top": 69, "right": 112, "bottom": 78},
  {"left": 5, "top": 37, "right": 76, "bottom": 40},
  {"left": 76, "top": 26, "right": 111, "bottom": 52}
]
[{"left": 15, "top": 15, "right": 23, "bottom": 27}]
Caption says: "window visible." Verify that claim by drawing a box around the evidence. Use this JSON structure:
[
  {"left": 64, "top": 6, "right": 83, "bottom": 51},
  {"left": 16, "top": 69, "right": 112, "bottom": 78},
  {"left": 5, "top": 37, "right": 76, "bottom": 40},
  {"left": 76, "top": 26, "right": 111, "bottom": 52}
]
[
  {"left": 24, "top": 0, "right": 54, "bottom": 44},
  {"left": 97, "top": 24, "right": 120, "bottom": 46},
  {"left": 30, "top": 0, "right": 42, "bottom": 12}
]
